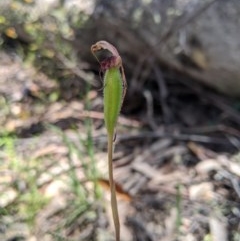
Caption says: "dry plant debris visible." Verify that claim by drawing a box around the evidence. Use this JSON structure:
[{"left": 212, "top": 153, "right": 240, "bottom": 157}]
[{"left": 0, "top": 46, "right": 240, "bottom": 241}]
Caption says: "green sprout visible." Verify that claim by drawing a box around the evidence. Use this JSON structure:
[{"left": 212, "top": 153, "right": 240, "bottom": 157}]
[{"left": 91, "top": 41, "right": 127, "bottom": 241}]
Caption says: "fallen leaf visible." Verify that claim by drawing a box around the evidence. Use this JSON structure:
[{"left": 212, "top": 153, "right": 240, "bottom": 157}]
[{"left": 98, "top": 178, "right": 132, "bottom": 202}]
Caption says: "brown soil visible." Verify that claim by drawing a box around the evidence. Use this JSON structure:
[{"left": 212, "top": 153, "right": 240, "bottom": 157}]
[{"left": 0, "top": 49, "right": 240, "bottom": 241}]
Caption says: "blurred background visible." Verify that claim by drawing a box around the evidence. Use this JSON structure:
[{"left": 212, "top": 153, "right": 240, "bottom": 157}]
[{"left": 0, "top": 0, "right": 240, "bottom": 240}]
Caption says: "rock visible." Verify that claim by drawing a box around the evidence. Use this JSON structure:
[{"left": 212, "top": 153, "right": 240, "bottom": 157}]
[
  {"left": 3, "top": 0, "right": 240, "bottom": 95},
  {"left": 189, "top": 182, "right": 214, "bottom": 201},
  {"left": 195, "top": 159, "right": 222, "bottom": 175},
  {"left": 76, "top": 0, "right": 240, "bottom": 96},
  {"left": 0, "top": 188, "right": 18, "bottom": 208},
  {"left": 162, "top": 0, "right": 240, "bottom": 96}
]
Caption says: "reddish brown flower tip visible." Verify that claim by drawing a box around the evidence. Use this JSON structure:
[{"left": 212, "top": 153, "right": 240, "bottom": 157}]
[{"left": 100, "top": 56, "right": 118, "bottom": 72}]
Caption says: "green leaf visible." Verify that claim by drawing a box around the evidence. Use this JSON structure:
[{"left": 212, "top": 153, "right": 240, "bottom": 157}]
[{"left": 104, "top": 67, "right": 123, "bottom": 136}]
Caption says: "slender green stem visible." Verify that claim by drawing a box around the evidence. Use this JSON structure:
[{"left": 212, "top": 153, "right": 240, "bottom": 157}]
[{"left": 108, "top": 133, "right": 120, "bottom": 241}]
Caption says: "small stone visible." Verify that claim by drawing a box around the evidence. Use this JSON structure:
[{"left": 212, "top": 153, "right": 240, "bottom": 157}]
[{"left": 189, "top": 182, "right": 214, "bottom": 201}]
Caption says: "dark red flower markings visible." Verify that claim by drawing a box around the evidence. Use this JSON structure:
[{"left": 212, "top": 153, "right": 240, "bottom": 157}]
[
  {"left": 100, "top": 56, "right": 118, "bottom": 72},
  {"left": 91, "top": 41, "right": 127, "bottom": 102}
]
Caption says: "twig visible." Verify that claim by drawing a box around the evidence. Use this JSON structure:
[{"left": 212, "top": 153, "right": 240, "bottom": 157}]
[
  {"left": 176, "top": 76, "right": 240, "bottom": 125},
  {"left": 118, "top": 131, "right": 233, "bottom": 145},
  {"left": 153, "top": 65, "right": 172, "bottom": 123},
  {"left": 143, "top": 90, "right": 158, "bottom": 130},
  {"left": 56, "top": 53, "right": 97, "bottom": 86},
  {"left": 182, "top": 124, "right": 240, "bottom": 137},
  {"left": 219, "top": 170, "right": 240, "bottom": 198}
]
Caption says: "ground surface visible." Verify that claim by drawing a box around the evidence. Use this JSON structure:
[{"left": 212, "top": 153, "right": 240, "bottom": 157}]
[{"left": 0, "top": 50, "right": 240, "bottom": 241}]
